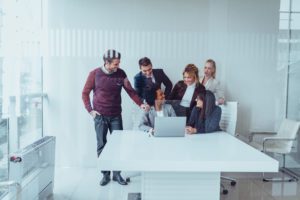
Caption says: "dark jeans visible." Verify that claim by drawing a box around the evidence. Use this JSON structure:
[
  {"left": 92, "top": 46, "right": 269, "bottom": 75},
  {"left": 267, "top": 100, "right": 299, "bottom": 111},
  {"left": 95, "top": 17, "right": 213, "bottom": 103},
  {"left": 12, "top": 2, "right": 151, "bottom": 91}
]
[{"left": 94, "top": 114, "right": 123, "bottom": 176}]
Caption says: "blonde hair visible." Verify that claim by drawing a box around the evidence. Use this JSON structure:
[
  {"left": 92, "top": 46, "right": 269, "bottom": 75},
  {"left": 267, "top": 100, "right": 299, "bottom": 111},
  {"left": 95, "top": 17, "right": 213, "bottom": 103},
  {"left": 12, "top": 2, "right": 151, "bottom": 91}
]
[
  {"left": 205, "top": 59, "right": 216, "bottom": 78},
  {"left": 182, "top": 64, "right": 199, "bottom": 82}
]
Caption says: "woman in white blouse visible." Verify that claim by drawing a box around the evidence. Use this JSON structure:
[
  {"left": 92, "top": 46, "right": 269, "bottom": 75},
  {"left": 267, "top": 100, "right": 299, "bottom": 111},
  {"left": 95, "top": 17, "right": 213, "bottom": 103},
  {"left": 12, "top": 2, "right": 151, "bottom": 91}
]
[
  {"left": 200, "top": 59, "right": 225, "bottom": 105},
  {"left": 168, "top": 64, "right": 205, "bottom": 122}
]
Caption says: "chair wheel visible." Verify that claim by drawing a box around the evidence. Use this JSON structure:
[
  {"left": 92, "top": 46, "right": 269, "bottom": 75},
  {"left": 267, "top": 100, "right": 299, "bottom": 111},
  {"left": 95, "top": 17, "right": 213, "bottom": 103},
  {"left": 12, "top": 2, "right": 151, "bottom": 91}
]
[
  {"left": 126, "top": 178, "right": 130, "bottom": 182},
  {"left": 231, "top": 181, "right": 236, "bottom": 186},
  {"left": 223, "top": 189, "right": 228, "bottom": 195}
]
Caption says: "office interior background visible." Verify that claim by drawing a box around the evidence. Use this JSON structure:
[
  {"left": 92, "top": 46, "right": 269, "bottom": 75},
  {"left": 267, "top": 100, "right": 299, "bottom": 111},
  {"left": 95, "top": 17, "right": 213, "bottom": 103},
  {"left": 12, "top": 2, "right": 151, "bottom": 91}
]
[{"left": 0, "top": 0, "right": 299, "bottom": 199}]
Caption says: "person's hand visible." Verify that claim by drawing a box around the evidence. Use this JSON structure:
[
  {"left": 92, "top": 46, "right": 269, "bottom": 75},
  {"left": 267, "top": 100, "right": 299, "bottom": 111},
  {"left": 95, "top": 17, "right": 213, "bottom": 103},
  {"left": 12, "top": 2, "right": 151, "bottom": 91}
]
[
  {"left": 185, "top": 126, "right": 197, "bottom": 134},
  {"left": 140, "top": 103, "right": 150, "bottom": 111},
  {"left": 90, "top": 110, "right": 100, "bottom": 118}
]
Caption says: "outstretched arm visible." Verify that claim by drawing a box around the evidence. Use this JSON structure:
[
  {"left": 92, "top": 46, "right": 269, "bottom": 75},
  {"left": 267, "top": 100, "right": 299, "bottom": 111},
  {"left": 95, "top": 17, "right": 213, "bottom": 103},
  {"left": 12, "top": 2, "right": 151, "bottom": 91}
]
[
  {"left": 214, "top": 80, "right": 225, "bottom": 105},
  {"left": 185, "top": 107, "right": 198, "bottom": 134},
  {"left": 124, "top": 77, "right": 149, "bottom": 110},
  {"left": 160, "top": 69, "right": 173, "bottom": 97}
]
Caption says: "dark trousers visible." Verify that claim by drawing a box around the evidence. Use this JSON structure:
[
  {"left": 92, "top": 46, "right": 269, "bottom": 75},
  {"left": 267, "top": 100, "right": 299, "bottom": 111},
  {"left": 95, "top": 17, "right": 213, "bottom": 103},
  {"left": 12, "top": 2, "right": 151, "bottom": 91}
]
[
  {"left": 172, "top": 104, "right": 191, "bottom": 123},
  {"left": 94, "top": 114, "right": 123, "bottom": 176}
]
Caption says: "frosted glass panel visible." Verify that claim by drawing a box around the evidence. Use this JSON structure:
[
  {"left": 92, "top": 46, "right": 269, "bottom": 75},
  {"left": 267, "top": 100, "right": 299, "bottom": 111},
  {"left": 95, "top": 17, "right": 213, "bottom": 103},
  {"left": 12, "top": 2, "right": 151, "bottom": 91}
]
[
  {"left": 280, "top": 0, "right": 290, "bottom": 12},
  {"left": 292, "top": 0, "right": 300, "bottom": 11},
  {"left": 0, "top": 118, "right": 8, "bottom": 182},
  {"left": 287, "top": 28, "right": 300, "bottom": 120},
  {"left": 287, "top": 61, "right": 300, "bottom": 120},
  {"left": 291, "top": 14, "right": 300, "bottom": 30},
  {"left": 0, "top": 1, "right": 9, "bottom": 187},
  {"left": 279, "top": 13, "right": 290, "bottom": 30},
  {"left": 0, "top": 0, "right": 44, "bottom": 182}
]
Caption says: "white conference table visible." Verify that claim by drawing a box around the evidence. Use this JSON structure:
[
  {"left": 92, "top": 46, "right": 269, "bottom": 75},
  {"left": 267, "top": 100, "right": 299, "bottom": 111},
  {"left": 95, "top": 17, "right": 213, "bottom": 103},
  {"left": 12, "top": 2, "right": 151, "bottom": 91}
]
[{"left": 98, "top": 130, "right": 278, "bottom": 200}]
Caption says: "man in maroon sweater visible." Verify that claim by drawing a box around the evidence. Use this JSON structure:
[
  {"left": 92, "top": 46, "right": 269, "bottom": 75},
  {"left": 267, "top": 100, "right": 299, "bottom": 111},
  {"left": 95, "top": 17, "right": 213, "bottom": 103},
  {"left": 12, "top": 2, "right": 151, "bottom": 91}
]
[{"left": 82, "top": 49, "right": 148, "bottom": 186}]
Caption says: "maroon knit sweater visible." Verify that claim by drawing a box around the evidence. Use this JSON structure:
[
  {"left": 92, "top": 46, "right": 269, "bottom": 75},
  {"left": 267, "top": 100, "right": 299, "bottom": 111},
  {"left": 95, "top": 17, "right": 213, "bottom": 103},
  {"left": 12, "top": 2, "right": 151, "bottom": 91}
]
[{"left": 82, "top": 67, "right": 142, "bottom": 116}]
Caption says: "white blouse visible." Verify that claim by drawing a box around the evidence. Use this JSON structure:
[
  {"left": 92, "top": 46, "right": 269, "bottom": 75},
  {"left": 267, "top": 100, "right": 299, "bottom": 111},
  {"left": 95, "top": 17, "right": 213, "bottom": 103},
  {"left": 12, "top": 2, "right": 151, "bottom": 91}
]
[
  {"left": 200, "top": 76, "right": 225, "bottom": 100},
  {"left": 180, "top": 82, "right": 196, "bottom": 107},
  {"left": 156, "top": 110, "right": 164, "bottom": 117}
]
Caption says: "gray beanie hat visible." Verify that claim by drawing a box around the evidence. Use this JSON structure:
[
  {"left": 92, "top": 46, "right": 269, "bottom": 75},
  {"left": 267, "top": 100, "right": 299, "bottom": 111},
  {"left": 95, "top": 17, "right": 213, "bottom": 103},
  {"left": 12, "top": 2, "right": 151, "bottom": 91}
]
[{"left": 103, "top": 49, "right": 121, "bottom": 63}]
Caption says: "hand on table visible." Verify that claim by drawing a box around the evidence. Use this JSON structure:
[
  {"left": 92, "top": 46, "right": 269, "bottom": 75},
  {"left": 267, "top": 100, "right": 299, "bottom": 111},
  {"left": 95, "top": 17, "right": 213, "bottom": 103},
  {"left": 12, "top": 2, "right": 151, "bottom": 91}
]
[{"left": 185, "top": 126, "right": 197, "bottom": 134}]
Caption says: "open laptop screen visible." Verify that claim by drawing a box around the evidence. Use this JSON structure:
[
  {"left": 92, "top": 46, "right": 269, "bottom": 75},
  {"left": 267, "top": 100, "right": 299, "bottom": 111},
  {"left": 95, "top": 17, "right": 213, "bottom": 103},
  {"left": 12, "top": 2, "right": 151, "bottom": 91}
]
[{"left": 154, "top": 117, "right": 186, "bottom": 137}]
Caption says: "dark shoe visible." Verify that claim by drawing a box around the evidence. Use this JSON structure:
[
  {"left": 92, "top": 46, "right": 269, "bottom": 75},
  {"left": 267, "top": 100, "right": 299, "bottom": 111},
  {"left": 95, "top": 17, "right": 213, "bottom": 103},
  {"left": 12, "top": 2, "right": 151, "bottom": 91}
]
[
  {"left": 100, "top": 174, "right": 111, "bottom": 186},
  {"left": 113, "top": 174, "right": 128, "bottom": 185}
]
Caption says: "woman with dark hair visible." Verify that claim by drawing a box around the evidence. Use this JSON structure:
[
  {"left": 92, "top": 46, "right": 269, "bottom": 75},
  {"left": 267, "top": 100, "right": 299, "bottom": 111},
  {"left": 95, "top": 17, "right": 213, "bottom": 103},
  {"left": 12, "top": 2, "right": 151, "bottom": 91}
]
[
  {"left": 139, "top": 88, "right": 176, "bottom": 133},
  {"left": 185, "top": 90, "right": 221, "bottom": 134},
  {"left": 168, "top": 64, "right": 205, "bottom": 122}
]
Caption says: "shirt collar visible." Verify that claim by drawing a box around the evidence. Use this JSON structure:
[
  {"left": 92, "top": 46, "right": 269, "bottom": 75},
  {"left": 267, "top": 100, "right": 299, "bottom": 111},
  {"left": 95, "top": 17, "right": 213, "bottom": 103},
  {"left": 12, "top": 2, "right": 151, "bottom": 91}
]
[{"left": 101, "top": 65, "right": 114, "bottom": 74}]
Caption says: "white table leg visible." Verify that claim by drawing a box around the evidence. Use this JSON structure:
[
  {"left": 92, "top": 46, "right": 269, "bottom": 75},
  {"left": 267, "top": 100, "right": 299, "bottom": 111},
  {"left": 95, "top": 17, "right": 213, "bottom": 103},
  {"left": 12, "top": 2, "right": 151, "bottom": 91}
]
[{"left": 141, "top": 172, "right": 220, "bottom": 200}]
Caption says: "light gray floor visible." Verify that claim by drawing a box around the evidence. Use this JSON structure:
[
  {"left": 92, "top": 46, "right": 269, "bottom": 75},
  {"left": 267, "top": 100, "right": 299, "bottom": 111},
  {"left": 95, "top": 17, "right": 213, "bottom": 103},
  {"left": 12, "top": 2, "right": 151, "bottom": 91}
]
[{"left": 50, "top": 167, "right": 300, "bottom": 200}]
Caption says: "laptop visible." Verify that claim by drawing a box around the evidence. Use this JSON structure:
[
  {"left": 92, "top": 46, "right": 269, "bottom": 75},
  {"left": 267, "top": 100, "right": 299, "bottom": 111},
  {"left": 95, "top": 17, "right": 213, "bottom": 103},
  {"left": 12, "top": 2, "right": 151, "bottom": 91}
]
[{"left": 154, "top": 117, "right": 186, "bottom": 137}]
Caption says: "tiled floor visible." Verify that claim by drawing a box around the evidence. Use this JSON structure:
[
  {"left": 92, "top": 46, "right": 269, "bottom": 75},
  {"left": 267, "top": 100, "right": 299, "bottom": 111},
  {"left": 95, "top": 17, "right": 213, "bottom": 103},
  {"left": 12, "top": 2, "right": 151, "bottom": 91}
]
[{"left": 51, "top": 167, "right": 300, "bottom": 200}]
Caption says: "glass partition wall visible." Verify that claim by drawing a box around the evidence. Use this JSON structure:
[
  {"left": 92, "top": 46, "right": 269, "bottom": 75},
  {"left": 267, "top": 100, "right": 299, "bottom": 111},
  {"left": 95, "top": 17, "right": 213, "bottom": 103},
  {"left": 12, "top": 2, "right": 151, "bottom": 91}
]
[
  {"left": 280, "top": 0, "right": 300, "bottom": 168},
  {"left": 0, "top": 59, "right": 9, "bottom": 197},
  {"left": 0, "top": 0, "right": 44, "bottom": 195}
]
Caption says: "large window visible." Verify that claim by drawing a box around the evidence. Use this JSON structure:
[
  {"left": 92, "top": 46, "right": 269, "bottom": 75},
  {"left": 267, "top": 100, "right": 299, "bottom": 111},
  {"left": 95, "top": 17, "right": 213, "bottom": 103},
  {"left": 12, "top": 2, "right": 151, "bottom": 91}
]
[
  {"left": 280, "top": 0, "right": 300, "bottom": 120},
  {"left": 0, "top": 59, "right": 9, "bottom": 197},
  {"left": 0, "top": 0, "right": 43, "bottom": 190},
  {"left": 279, "top": 0, "right": 300, "bottom": 167}
]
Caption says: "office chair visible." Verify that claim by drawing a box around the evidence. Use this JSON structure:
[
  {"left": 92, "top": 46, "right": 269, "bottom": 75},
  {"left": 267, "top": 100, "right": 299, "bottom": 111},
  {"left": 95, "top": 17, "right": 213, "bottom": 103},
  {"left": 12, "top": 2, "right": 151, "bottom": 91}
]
[
  {"left": 131, "top": 105, "right": 145, "bottom": 130},
  {"left": 249, "top": 118, "right": 300, "bottom": 182},
  {"left": 219, "top": 101, "right": 238, "bottom": 194}
]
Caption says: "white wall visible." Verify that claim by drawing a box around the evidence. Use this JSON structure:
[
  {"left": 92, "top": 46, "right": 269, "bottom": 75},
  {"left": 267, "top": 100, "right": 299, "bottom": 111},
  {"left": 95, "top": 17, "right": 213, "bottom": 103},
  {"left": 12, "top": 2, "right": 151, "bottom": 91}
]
[{"left": 43, "top": 0, "right": 284, "bottom": 167}]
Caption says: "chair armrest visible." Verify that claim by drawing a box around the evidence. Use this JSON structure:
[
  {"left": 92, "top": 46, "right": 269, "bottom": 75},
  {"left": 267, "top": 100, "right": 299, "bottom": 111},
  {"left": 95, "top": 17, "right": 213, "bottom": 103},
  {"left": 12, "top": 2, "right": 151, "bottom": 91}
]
[
  {"left": 0, "top": 181, "right": 20, "bottom": 188},
  {"left": 249, "top": 131, "right": 276, "bottom": 142},
  {"left": 262, "top": 137, "right": 296, "bottom": 152}
]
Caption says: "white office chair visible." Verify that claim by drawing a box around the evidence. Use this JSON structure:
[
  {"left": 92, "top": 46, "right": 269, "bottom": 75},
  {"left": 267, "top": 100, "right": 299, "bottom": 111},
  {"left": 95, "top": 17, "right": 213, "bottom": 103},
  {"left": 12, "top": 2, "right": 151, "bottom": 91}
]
[
  {"left": 131, "top": 105, "right": 145, "bottom": 130},
  {"left": 249, "top": 118, "right": 300, "bottom": 182},
  {"left": 219, "top": 101, "right": 238, "bottom": 137},
  {"left": 219, "top": 101, "right": 238, "bottom": 194}
]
